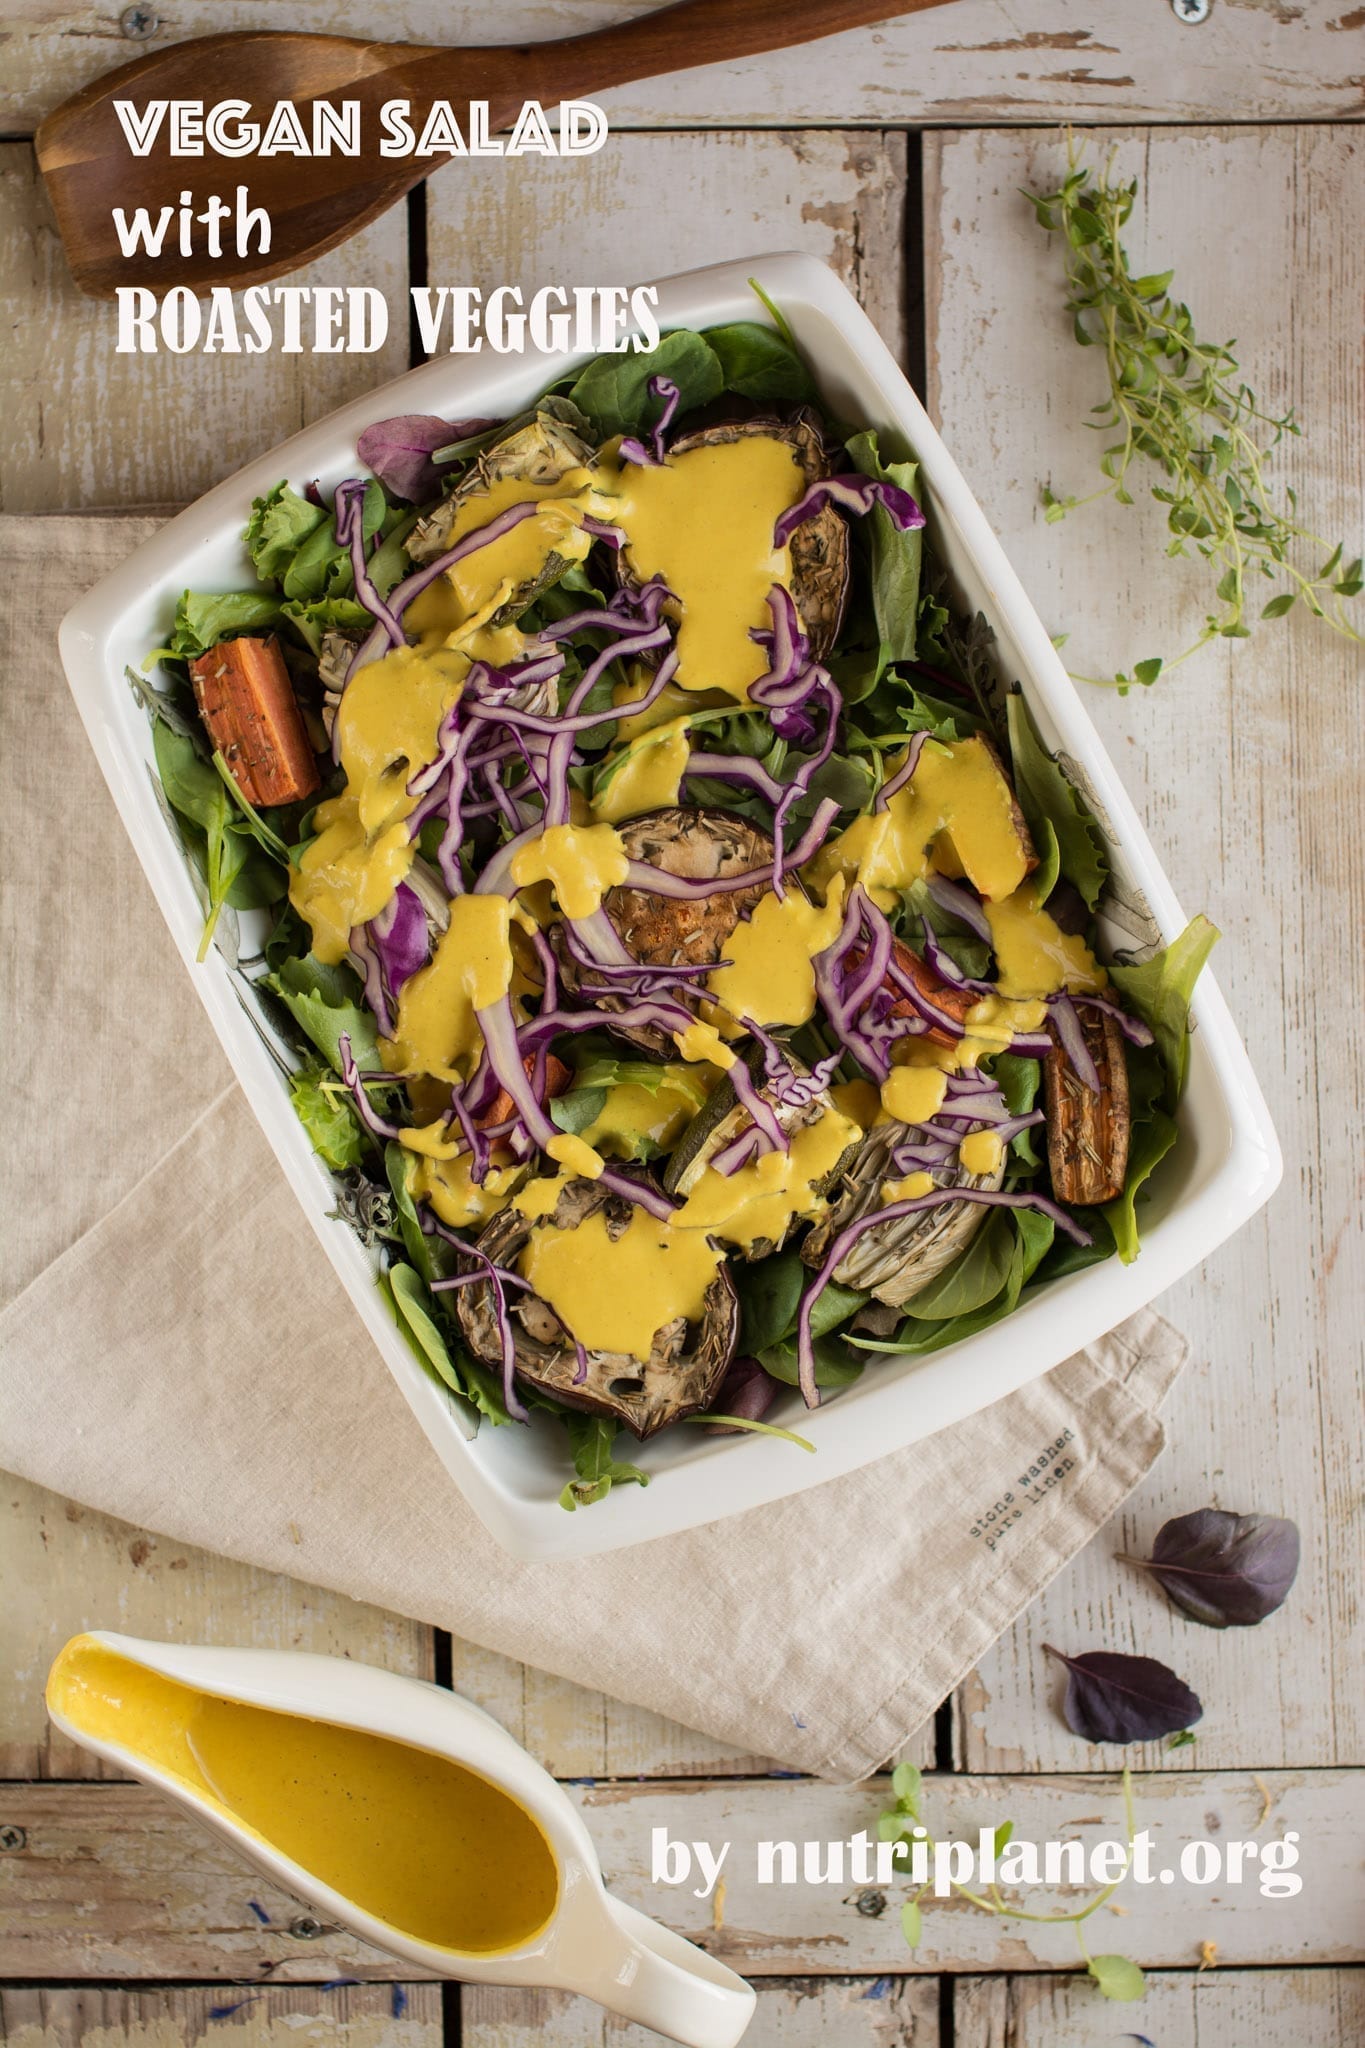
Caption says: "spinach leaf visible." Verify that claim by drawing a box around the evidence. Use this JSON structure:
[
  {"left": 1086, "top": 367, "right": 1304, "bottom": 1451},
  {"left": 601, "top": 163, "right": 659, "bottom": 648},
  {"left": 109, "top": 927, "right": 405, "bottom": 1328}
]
[
  {"left": 846, "top": 429, "right": 924, "bottom": 663},
  {"left": 760, "top": 1330, "right": 866, "bottom": 1391},
  {"left": 568, "top": 330, "right": 724, "bottom": 439},
  {"left": 559, "top": 1414, "right": 650, "bottom": 1511},
  {"left": 549, "top": 1087, "right": 608, "bottom": 1136},
  {"left": 246, "top": 482, "right": 328, "bottom": 584},
  {"left": 1108, "top": 915, "right": 1219, "bottom": 1103},
  {"left": 266, "top": 953, "right": 379, "bottom": 1072},
  {"left": 385, "top": 1262, "right": 510, "bottom": 1428},
  {"left": 902, "top": 1207, "right": 1017, "bottom": 1320},
  {"left": 704, "top": 320, "right": 815, "bottom": 404},
  {"left": 857, "top": 1208, "right": 1053, "bottom": 1355},
  {"left": 288, "top": 1069, "right": 367, "bottom": 1170},
  {"left": 900, "top": 877, "right": 993, "bottom": 980},
  {"left": 992, "top": 1052, "right": 1045, "bottom": 1169},
  {"left": 152, "top": 722, "right": 285, "bottom": 951},
  {"left": 384, "top": 1141, "right": 456, "bottom": 1284},
  {"left": 734, "top": 1248, "right": 805, "bottom": 1356},
  {"left": 1005, "top": 692, "right": 1108, "bottom": 911}
]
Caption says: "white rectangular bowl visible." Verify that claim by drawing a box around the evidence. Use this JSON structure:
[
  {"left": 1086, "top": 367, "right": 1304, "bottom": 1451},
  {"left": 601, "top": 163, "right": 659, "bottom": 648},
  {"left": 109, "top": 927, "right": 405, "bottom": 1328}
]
[{"left": 58, "top": 252, "right": 1281, "bottom": 1560}]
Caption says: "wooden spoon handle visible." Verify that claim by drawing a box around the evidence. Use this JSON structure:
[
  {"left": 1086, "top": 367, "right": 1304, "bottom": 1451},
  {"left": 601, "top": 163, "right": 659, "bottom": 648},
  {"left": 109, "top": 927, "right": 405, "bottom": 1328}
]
[{"left": 503, "top": 0, "right": 955, "bottom": 102}]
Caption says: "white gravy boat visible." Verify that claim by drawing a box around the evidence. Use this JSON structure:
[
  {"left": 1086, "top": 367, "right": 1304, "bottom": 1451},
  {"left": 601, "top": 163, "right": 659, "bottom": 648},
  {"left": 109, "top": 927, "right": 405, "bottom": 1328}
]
[{"left": 47, "top": 1632, "right": 754, "bottom": 2048}]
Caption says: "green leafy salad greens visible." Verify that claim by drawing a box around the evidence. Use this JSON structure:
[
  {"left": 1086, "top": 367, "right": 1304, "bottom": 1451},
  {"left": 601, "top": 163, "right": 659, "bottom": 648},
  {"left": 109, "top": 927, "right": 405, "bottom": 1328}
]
[{"left": 137, "top": 304, "right": 1215, "bottom": 1509}]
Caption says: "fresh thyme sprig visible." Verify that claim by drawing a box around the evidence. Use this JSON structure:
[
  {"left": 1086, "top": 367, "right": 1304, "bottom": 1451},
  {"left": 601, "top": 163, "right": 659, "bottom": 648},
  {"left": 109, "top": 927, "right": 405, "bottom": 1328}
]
[
  {"left": 879, "top": 1762, "right": 1145, "bottom": 2003},
  {"left": 1025, "top": 144, "right": 1362, "bottom": 691}
]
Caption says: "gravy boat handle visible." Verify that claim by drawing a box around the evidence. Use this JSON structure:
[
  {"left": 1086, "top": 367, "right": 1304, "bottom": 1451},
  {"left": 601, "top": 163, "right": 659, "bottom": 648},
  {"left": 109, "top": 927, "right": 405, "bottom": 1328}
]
[{"left": 585, "top": 1895, "right": 755, "bottom": 2047}]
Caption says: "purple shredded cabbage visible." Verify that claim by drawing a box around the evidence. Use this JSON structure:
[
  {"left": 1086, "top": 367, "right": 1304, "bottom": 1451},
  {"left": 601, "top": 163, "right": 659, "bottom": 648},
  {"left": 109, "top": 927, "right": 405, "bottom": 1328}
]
[{"left": 773, "top": 473, "right": 925, "bottom": 548}]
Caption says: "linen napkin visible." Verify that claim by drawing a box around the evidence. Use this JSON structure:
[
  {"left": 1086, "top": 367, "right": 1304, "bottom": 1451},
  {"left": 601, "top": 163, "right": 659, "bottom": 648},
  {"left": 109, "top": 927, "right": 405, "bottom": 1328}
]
[{"left": 0, "top": 515, "right": 1188, "bottom": 1783}]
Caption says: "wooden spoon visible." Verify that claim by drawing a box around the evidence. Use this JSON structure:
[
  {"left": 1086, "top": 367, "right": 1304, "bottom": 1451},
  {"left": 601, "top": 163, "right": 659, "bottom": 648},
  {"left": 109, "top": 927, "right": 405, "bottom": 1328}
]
[{"left": 38, "top": 0, "right": 956, "bottom": 299}]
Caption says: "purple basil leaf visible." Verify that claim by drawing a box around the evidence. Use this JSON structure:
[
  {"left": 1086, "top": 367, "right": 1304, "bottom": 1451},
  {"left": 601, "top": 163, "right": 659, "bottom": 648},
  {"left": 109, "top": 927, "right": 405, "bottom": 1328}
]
[
  {"left": 1121, "top": 1508, "right": 1300, "bottom": 1629},
  {"left": 356, "top": 414, "right": 494, "bottom": 503},
  {"left": 1044, "top": 1644, "right": 1203, "bottom": 1744}
]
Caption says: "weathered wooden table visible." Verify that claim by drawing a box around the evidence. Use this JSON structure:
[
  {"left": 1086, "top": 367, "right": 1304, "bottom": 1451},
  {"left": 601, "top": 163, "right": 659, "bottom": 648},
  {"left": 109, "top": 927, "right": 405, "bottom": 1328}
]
[{"left": 3, "top": 5, "right": 1363, "bottom": 2042}]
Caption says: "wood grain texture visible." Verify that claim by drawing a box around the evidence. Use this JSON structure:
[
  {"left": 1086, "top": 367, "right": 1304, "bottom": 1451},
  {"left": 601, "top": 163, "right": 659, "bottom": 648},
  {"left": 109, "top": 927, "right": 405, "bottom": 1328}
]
[
  {"left": 0, "top": 1474, "right": 434, "bottom": 1782},
  {"left": 924, "top": 124, "right": 1365, "bottom": 1775},
  {"left": 0, "top": 1988, "right": 440, "bottom": 2048},
  {"left": 3, "top": 2, "right": 1362, "bottom": 136},
  {"left": 464, "top": 1974, "right": 940, "bottom": 2044},
  {"left": 953, "top": 1967, "right": 1365, "bottom": 2045},
  {"left": 0, "top": 1773, "right": 1355, "bottom": 1977},
  {"left": 426, "top": 128, "right": 908, "bottom": 369},
  {"left": 0, "top": 144, "right": 410, "bottom": 513}
]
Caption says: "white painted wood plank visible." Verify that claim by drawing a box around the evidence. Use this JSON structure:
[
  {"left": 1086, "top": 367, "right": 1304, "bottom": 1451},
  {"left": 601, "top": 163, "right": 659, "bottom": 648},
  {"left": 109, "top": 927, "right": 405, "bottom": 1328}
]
[
  {"left": 924, "top": 125, "right": 1365, "bottom": 1774},
  {"left": 0, "top": 1473, "right": 434, "bottom": 1780},
  {"left": 2, "top": 1773, "right": 1355, "bottom": 1976},
  {"left": 4, "top": 2, "right": 1361, "bottom": 135},
  {"left": 0, "top": 145, "right": 410, "bottom": 513},
  {"left": 0, "top": 1987, "right": 441, "bottom": 2048},
  {"left": 954, "top": 1967, "right": 1365, "bottom": 2047},
  {"left": 463, "top": 1975, "right": 939, "bottom": 2045},
  {"left": 426, "top": 128, "right": 909, "bottom": 371}
]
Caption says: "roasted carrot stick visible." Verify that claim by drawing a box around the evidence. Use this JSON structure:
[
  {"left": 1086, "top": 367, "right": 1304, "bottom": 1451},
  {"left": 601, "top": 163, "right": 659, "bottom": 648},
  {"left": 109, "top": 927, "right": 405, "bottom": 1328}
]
[
  {"left": 480, "top": 1054, "right": 572, "bottom": 1132},
  {"left": 189, "top": 634, "right": 320, "bottom": 806}
]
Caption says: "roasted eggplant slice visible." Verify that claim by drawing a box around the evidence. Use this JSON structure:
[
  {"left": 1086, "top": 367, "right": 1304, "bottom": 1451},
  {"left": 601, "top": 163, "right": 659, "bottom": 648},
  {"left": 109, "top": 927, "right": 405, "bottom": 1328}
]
[
  {"left": 407, "top": 407, "right": 598, "bottom": 621},
  {"left": 561, "top": 807, "right": 774, "bottom": 1055},
  {"left": 1043, "top": 1009, "right": 1130, "bottom": 1205},
  {"left": 800, "top": 1122, "right": 1006, "bottom": 1306},
  {"left": 662, "top": 1042, "right": 858, "bottom": 1259},
  {"left": 620, "top": 410, "right": 849, "bottom": 658},
  {"left": 455, "top": 1178, "right": 738, "bottom": 1439}
]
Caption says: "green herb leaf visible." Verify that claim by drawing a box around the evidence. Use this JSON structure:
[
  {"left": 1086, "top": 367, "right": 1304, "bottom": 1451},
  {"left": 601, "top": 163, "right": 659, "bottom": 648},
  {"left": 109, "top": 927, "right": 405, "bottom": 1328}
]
[
  {"left": 559, "top": 1413, "right": 650, "bottom": 1511},
  {"left": 900, "top": 1899, "right": 923, "bottom": 1949},
  {"left": 1087, "top": 1953, "right": 1147, "bottom": 2003}
]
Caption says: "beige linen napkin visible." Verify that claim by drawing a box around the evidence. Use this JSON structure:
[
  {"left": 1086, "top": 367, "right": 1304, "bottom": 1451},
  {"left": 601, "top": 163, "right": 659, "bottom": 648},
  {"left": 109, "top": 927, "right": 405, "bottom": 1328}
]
[{"left": 1, "top": 515, "right": 1187, "bottom": 1782}]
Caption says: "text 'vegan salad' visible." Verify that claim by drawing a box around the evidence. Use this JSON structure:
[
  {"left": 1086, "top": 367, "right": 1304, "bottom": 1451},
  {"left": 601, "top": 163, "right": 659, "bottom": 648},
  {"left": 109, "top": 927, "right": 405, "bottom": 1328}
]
[{"left": 138, "top": 307, "right": 1216, "bottom": 1509}]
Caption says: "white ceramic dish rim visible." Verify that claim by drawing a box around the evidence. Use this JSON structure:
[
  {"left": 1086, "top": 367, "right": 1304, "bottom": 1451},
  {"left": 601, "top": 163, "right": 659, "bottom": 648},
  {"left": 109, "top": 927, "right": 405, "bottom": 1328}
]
[{"left": 57, "top": 250, "right": 1281, "bottom": 1561}]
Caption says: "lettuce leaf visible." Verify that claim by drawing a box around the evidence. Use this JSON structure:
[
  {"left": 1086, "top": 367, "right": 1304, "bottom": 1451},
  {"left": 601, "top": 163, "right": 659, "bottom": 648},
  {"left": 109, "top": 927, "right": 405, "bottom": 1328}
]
[
  {"left": 148, "top": 588, "right": 282, "bottom": 664},
  {"left": 1108, "top": 915, "right": 1219, "bottom": 1103},
  {"left": 265, "top": 953, "right": 379, "bottom": 1073},
  {"left": 1005, "top": 691, "right": 1108, "bottom": 910},
  {"left": 288, "top": 1069, "right": 367, "bottom": 1171},
  {"left": 246, "top": 483, "right": 328, "bottom": 584}
]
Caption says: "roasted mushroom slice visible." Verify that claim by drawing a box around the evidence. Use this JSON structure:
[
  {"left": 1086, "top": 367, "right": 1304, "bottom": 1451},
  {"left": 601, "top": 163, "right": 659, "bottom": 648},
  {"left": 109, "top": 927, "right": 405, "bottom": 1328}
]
[
  {"left": 663, "top": 1043, "right": 858, "bottom": 1260},
  {"left": 406, "top": 405, "right": 598, "bottom": 621},
  {"left": 801, "top": 1122, "right": 1006, "bottom": 1306},
  {"left": 560, "top": 807, "right": 774, "bottom": 1055},
  {"left": 666, "top": 412, "right": 850, "bottom": 657},
  {"left": 454, "top": 1178, "right": 738, "bottom": 1440},
  {"left": 1043, "top": 1009, "right": 1130, "bottom": 1205}
]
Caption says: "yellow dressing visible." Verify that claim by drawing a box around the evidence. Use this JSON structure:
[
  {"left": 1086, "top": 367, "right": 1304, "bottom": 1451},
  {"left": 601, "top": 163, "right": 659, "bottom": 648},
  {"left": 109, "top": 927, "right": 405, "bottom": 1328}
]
[
  {"left": 519, "top": 1206, "right": 723, "bottom": 1357},
  {"left": 673, "top": 1105, "right": 859, "bottom": 1252},
  {"left": 592, "top": 719, "right": 690, "bottom": 823},
  {"left": 582, "top": 1071, "right": 714, "bottom": 1159},
  {"left": 47, "top": 1638, "right": 557, "bottom": 1956},
  {"left": 706, "top": 878, "right": 846, "bottom": 1028},
  {"left": 810, "top": 735, "right": 1032, "bottom": 909},
  {"left": 889, "top": 991, "right": 1049, "bottom": 1074},
  {"left": 959, "top": 1129, "right": 1004, "bottom": 1176},
  {"left": 607, "top": 436, "right": 806, "bottom": 698},
  {"left": 881, "top": 1170, "right": 935, "bottom": 1204},
  {"left": 406, "top": 472, "right": 600, "bottom": 632},
  {"left": 411, "top": 1151, "right": 524, "bottom": 1232},
  {"left": 380, "top": 893, "right": 513, "bottom": 1083},
  {"left": 545, "top": 1131, "right": 605, "bottom": 1177},
  {"left": 510, "top": 820, "right": 629, "bottom": 919},
  {"left": 985, "top": 883, "right": 1107, "bottom": 998},
  {"left": 831, "top": 1078, "right": 881, "bottom": 1130},
  {"left": 879, "top": 1065, "right": 948, "bottom": 1127}
]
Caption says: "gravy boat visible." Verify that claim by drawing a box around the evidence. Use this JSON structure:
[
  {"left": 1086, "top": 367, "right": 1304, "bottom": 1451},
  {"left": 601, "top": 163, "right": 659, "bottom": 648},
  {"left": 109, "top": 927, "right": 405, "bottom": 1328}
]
[{"left": 47, "top": 1632, "right": 754, "bottom": 2048}]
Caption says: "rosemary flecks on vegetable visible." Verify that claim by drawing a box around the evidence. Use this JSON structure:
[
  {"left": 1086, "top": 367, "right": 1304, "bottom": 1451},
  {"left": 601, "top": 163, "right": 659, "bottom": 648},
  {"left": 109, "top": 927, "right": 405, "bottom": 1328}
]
[{"left": 1026, "top": 147, "right": 1362, "bottom": 691}]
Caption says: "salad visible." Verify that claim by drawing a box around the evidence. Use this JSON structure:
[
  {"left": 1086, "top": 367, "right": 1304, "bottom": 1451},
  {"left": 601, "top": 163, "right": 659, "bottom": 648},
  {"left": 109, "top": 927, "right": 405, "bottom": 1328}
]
[{"left": 137, "top": 304, "right": 1215, "bottom": 1510}]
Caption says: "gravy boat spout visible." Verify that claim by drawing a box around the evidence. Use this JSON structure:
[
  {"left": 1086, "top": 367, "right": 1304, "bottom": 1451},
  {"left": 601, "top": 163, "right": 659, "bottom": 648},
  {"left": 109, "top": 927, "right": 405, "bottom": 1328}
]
[{"left": 46, "top": 1633, "right": 755, "bottom": 2048}]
